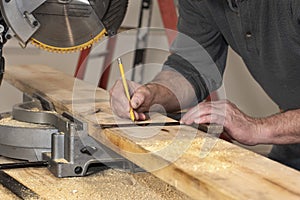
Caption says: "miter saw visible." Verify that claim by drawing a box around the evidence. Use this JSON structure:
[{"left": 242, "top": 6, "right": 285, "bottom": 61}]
[
  {"left": 0, "top": 0, "right": 128, "bottom": 85},
  {"left": 0, "top": 0, "right": 145, "bottom": 177}
]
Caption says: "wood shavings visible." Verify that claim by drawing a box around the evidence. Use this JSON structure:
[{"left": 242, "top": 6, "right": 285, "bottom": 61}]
[
  {"left": 53, "top": 158, "right": 68, "bottom": 164},
  {"left": 0, "top": 116, "right": 52, "bottom": 128},
  {"left": 0, "top": 184, "right": 18, "bottom": 199},
  {"left": 137, "top": 134, "right": 235, "bottom": 173},
  {"left": 30, "top": 107, "right": 41, "bottom": 112},
  {"left": 4, "top": 168, "right": 191, "bottom": 200}
]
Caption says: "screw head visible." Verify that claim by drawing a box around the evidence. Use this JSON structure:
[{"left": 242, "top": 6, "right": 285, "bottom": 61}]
[
  {"left": 74, "top": 166, "right": 83, "bottom": 174},
  {"left": 6, "top": 34, "right": 12, "bottom": 40}
]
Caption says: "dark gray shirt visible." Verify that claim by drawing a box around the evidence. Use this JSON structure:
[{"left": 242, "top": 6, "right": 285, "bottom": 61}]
[{"left": 164, "top": 0, "right": 300, "bottom": 170}]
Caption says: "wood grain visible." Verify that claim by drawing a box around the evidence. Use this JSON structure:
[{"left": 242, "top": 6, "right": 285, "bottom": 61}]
[
  {"left": 0, "top": 184, "right": 18, "bottom": 200},
  {"left": 3, "top": 65, "right": 300, "bottom": 200}
]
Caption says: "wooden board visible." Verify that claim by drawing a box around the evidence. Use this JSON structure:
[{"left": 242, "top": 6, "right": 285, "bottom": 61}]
[
  {"left": 0, "top": 184, "right": 18, "bottom": 200},
  {"left": 3, "top": 64, "right": 300, "bottom": 199}
]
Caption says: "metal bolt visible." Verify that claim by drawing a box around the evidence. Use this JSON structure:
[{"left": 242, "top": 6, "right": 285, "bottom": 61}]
[
  {"left": 6, "top": 34, "right": 11, "bottom": 40},
  {"left": 74, "top": 166, "right": 83, "bottom": 174},
  {"left": 32, "top": 20, "right": 38, "bottom": 27}
]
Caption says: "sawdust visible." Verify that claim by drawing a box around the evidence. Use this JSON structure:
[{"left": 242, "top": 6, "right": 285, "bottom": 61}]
[
  {"left": 137, "top": 134, "right": 236, "bottom": 173},
  {"left": 5, "top": 168, "right": 191, "bottom": 200},
  {"left": 0, "top": 116, "right": 52, "bottom": 128},
  {"left": 52, "top": 158, "right": 69, "bottom": 164},
  {"left": 30, "top": 108, "right": 56, "bottom": 114},
  {"left": 30, "top": 107, "right": 41, "bottom": 112},
  {"left": 0, "top": 184, "right": 19, "bottom": 199},
  {"left": 132, "top": 172, "right": 190, "bottom": 200}
]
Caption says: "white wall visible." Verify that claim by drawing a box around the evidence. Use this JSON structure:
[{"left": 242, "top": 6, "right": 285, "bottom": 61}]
[
  {"left": 0, "top": 39, "right": 79, "bottom": 112},
  {"left": 223, "top": 49, "right": 279, "bottom": 117}
]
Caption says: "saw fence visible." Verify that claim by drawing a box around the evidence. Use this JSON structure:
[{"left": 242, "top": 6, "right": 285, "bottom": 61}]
[{"left": 2, "top": 65, "right": 300, "bottom": 199}]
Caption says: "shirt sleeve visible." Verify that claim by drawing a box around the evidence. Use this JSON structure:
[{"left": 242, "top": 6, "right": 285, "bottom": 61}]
[{"left": 163, "top": 0, "right": 228, "bottom": 102}]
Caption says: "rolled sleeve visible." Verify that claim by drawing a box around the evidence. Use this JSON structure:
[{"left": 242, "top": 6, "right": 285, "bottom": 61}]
[{"left": 163, "top": 0, "right": 228, "bottom": 102}]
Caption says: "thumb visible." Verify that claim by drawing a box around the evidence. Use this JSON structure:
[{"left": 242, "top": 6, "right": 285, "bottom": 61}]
[{"left": 130, "top": 92, "right": 145, "bottom": 109}]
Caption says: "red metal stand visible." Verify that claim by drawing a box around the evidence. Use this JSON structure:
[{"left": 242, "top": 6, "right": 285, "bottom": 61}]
[
  {"left": 74, "top": 47, "right": 92, "bottom": 80},
  {"left": 98, "top": 36, "right": 118, "bottom": 89},
  {"left": 157, "top": 0, "right": 178, "bottom": 45}
]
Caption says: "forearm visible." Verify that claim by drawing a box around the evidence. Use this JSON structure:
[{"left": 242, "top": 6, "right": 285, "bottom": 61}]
[
  {"left": 147, "top": 69, "right": 197, "bottom": 112},
  {"left": 259, "top": 109, "right": 300, "bottom": 144}
]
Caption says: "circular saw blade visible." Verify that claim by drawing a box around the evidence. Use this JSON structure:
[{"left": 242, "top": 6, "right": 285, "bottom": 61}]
[
  {"left": 0, "top": 0, "right": 128, "bottom": 52},
  {"left": 31, "top": 0, "right": 109, "bottom": 52}
]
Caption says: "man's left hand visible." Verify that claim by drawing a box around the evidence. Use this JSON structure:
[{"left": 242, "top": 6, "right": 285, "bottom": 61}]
[{"left": 180, "top": 100, "right": 263, "bottom": 145}]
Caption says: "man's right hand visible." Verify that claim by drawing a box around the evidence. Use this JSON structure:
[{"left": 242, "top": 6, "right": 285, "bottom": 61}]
[
  {"left": 109, "top": 80, "right": 155, "bottom": 121},
  {"left": 109, "top": 69, "right": 197, "bottom": 121}
]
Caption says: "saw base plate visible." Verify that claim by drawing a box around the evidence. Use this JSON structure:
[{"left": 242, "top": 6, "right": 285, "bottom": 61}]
[
  {"left": 0, "top": 93, "right": 143, "bottom": 177},
  {"left": 0, "top": 112, "right": 55, "bottom": 161}
]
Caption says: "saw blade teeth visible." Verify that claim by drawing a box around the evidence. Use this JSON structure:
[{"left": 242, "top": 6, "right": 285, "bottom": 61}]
[{"left": 30, "top": 29, "right": 107, "bottom": 54}]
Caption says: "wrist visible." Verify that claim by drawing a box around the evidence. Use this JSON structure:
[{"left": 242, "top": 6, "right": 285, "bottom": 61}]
[
  {"left": 254, "top": 118, "right": 272, "bottom": 144},
  {"left": 144, "top": 82, "right": 180, "bottom": 112}
]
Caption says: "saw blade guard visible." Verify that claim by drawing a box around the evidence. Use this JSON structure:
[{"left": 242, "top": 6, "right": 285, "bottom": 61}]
[{"left": 0, "top": 0, "right": 128, "bottom": 53}]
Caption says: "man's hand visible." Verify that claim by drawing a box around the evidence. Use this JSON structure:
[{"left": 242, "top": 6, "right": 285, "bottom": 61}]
[
  {"left": 109, "top": 80, "right": 154, "bottom": 121},
  {"left": 180, "top": 100, "right": 264, "bottom": 145},
  {"left": 110, "top": 70, "right": 197, "bottom": 121}
]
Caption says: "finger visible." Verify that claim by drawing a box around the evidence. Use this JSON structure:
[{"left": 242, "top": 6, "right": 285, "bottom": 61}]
[
  {"left": 130, "top": 86, "right": 151, "bottom": 111},
  {"left": 195, "top": 101, "right": 227, "bottom": 116},
  {"left": 110, "top": 80, "right": 149, "bottom": 120},
  {"left": 130, "top": 92, "right": 145, "bottom": 109},
  {"left": 137, "top": 112, "right": 147, "bottom": 121},
  {"left": 181, "top": 101, "right": 219, "bottom": 117},
  {"left": 180, "top": 102, "right": 205, "bottom": 122},
  {"left": 110, "top": 94, "right": 131, "bottom": 118},
  {"left": 113, "top": 102, "right": 130, "bottom": 119},
  {"left": 193, "top": 113, "right": 225, "bottom": 125},
  {"left": 181, "top": 103, "right": 226, "bottom": 125},
  {"left": 198, "top": 108, "right": 226, "bottom": 124}
]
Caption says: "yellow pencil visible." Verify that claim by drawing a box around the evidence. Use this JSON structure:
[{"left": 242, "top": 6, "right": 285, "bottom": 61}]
[{"left": 117, "top": 58, "right": 135, "bottom": 121}]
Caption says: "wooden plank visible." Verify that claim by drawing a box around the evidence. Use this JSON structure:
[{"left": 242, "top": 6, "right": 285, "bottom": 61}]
[
  {"left": 4, "top": 64, "right": 300, "bottom": 199},
  {"left": 0, "top": 184, "right": 18, "bottom": 200}
]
